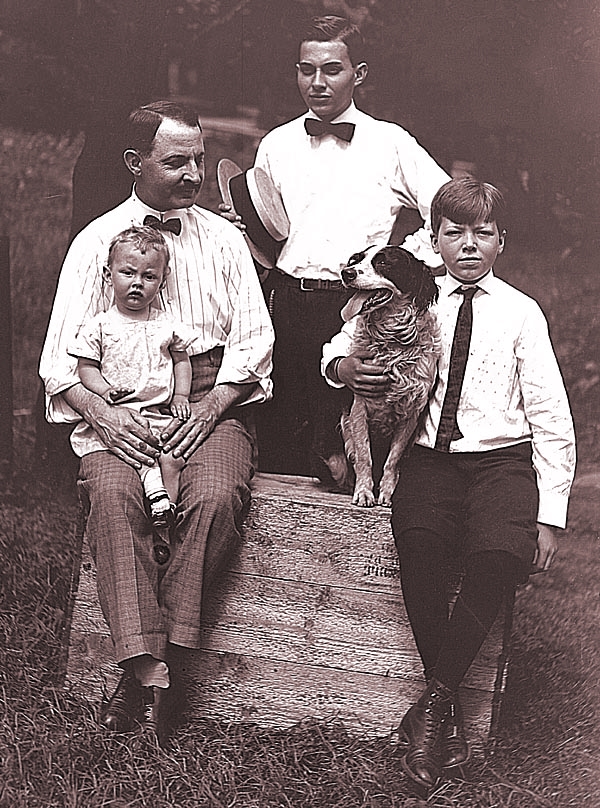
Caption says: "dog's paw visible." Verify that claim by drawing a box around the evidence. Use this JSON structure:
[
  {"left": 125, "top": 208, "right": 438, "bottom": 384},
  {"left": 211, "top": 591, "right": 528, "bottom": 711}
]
[
  {"left": 377, "top": 491, "right": 393, "bottom": 507},
  {"left": 352, "top": 487, "right": 376, "bottom": 507},
  {"left": 378, "top": 472, "right": 399, "bottom": 507}
]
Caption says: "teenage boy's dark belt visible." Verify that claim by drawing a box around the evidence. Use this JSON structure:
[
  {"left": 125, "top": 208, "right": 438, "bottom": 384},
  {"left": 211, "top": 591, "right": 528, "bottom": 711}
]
[{"left": 275, "top": 270, "right": 344, "bottom": 291}]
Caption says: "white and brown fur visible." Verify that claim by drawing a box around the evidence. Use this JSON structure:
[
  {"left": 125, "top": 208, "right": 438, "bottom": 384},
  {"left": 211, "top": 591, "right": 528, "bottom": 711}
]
[{"left": 338, "top": 245, "right": 441, "bottom": 507}]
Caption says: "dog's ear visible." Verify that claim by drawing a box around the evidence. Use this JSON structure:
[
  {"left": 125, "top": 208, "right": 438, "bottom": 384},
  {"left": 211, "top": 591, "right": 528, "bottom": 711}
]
[
  {"left": 375, "top": 246, "right": 415, "bottom": 288},
  {"left": 380, "top": 247, "right": 438, "bottom": 311},
  {"left": 414, "top": 264, "right": 440, "bottom": 312}
]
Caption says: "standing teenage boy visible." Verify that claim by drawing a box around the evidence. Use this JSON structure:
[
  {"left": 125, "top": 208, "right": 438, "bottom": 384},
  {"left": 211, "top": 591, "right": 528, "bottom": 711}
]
[
  {"left": 224, "top": 15, "right": 449, "bottom": 483},
  {"left": 322, "top": 178, "right": 575, "bottom": 790}
]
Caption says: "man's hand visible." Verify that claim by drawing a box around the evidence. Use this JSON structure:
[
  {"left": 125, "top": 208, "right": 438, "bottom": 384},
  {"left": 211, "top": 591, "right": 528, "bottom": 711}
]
[
  {"left": 218, "top": 202, "right": 245, "bottom": 232},
  {"left": 63, "top": 384, "right": 160, "bottom": 469},
  {"left": 531, "top": 523, "right": 560, "bottom": 573},
  {"left": 88, "top": 402, "right": 159, "bottom": 469},
  {"left": 335, "top": 352, "right": 389, "bottom": 398},
  {"left": 161, "top": 382, "right": 255, "bottom": 461},
  {"left": 161, "top": 400, "right": 217, "bottom": 460}
]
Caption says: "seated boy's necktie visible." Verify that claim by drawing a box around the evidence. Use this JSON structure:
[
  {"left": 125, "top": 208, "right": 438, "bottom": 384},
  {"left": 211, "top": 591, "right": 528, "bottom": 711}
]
[{"left": 434, "top": 286, "right": 479, "bottom": 452}]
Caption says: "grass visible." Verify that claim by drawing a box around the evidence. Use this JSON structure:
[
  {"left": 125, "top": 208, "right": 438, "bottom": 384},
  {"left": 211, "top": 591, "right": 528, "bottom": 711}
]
[
  {"left": 0, "top": 126, "right": 599, "bottom": 806},
  {"left": 1, "top": 475, "right": 598, "bottom": 806}
]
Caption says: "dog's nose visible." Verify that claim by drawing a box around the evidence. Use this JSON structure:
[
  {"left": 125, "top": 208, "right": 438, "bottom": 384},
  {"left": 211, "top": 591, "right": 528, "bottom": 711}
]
[{"left": 341, "top": 267, "right": 357, "bottom": 284}]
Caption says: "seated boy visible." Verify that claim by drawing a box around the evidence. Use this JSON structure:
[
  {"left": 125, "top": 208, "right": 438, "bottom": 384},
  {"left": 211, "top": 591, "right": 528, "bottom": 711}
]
[{"left": 321, "top": 178, "right": 576, "bottom": 790}]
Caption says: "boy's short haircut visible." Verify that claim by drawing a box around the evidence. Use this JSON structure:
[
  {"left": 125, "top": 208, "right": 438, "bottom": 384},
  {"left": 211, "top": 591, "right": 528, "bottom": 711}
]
[
  {"left": 431, "top": 178, "right": 507, "bottom": 235},
  {"left": 107, "top": 226, "right": 171, "bottom": 278},
  {"left": 301, "top": 15, "right": 366, "bottom": 65}
]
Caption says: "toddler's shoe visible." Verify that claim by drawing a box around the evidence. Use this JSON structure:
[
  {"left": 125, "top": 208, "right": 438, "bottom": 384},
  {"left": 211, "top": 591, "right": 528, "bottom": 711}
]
[{"left": 149, "top": 500, "right": 176, "bottom": 564}]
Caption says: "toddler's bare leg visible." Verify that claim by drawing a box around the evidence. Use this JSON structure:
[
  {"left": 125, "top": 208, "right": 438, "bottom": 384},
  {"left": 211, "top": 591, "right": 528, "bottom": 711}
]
[
  {"left": 140, "top": 463, "right": 169, "bottom": 506},
  {"left": 158, "top": 452, "right": 186, "bottom": 504}
]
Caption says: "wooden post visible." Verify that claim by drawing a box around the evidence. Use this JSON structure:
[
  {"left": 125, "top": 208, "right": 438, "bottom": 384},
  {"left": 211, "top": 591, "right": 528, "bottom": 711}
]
[{"left": 0, "top": 236, "right": 13, "bottom": 475}]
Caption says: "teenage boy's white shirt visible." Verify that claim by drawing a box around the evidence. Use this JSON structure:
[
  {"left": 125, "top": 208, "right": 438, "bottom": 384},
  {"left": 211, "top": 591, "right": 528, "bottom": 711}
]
[
  {"left": 321, "top": 270, "right": 576, "bottom": 528},
  {"left": 39, "top": 188, "right": 274, "bottom": 424},
  {"left": 254, "top": 102, "right": 450, "bottom": 277}
]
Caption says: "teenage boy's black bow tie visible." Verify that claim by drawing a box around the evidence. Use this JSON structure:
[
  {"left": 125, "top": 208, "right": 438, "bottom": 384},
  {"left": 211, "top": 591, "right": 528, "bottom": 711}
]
[
  {"left": 143, "top": 215, "right": 182, "bottom": 236},
  {"left": 304, "top": 119, "right": 355, "bottom": 142}
]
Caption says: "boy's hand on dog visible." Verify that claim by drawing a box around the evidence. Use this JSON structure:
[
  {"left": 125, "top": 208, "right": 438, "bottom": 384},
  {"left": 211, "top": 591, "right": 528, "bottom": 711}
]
[{"left": 338, "top": 352, "right": 389, "bottom": 398}]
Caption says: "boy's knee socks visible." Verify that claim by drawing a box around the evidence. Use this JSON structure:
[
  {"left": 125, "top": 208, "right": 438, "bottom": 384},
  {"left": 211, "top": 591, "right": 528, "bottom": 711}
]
[
  {"left": 398, "top": 529, "right": 450, "bottom": 674},
  {"left": 433, "top": 550, "right": 519, "bottom": 691}
]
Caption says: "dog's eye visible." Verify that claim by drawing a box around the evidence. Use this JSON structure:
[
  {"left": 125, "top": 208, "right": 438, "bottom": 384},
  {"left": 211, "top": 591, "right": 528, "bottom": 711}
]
[
  {"left": 371, "top": 249, "right": 388, "bottom": 269},
  {"left": 347, "top": 251, "right": 366, "bottom": 267}
]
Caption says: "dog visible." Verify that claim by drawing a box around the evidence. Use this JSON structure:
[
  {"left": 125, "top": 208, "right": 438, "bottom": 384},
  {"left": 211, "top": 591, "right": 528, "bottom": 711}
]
[{"left": 337, "top": 245, "right": 441, "bottom": 507}]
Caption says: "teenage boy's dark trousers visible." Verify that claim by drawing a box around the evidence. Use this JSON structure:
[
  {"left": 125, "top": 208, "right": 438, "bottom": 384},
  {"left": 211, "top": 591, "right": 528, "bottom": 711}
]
[{"left": 255, "top": 270, "right": 352, "bottom": 478}]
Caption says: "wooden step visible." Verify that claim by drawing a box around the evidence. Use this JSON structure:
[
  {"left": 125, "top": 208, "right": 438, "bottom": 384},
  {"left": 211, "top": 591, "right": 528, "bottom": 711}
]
[{"left": 66, "top": 473, "right": 513, "bottom": 745}]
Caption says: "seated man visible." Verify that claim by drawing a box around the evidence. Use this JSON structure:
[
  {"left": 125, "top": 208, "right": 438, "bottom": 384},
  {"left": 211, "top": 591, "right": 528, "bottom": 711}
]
[{"left": 39, "top": 100, "right": 274, "bottom": 737}]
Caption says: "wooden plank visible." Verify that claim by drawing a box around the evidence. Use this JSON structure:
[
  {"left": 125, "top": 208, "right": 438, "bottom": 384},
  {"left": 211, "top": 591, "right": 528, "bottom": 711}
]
[
  {"left": 169, "top": 646, "right": 495, "bottom": 747},
  {"left": 70, "top": 536, "right": 504, "bottom": 690},
  {"left": 66, "top": 473, "right": 511, "bottom": 741},
  {"left": 66, "top": 629, "right": 497, "bottom": 742},
  {"left": 200, "top": 573, "right": 503, "bottom": 690}
]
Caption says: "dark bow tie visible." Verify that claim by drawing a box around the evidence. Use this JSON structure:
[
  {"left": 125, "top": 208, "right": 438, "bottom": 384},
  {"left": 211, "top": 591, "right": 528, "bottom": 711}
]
[
  {"left": 304, "top": 118, "right": 355, "bottom": 143},
  {"left": 143, "top": 214, "right": 182, "bottom": 236}
]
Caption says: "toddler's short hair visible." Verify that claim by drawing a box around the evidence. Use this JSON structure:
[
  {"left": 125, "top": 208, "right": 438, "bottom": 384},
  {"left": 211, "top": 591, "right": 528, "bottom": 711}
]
[
  {"left": 431, "top": 179, "right": 507, "bottom": 235},
  {"left": 107, "top": 226, "right": 171, "bottom": 278}
]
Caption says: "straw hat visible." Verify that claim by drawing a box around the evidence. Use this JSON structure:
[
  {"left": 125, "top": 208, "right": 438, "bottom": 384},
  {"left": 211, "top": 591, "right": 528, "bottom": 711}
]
[{"left": 217, "top": 158, "right": 289, "bottom": 269}]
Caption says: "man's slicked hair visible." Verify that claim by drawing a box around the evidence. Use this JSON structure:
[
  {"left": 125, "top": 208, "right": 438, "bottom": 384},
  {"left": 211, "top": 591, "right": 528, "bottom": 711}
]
[
  {"left": 300, "top": 15, "right": 366, "bottom": 66},
  {"left": 431, "top": 179, "right": 507, "bottom": 235},
  {"left": 126, "top": 100, "right": 202, "bottom": 157}
]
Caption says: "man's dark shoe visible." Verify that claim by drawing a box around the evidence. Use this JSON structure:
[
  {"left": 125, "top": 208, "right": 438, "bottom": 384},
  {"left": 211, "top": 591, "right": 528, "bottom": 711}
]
[
  {"left": 99, "top": 669, "right": 143, "bottom": 733},
  {"left": 137, "top": 685, "right": 164, "bottom": 737},
  {"left": 440, "top": 694, "right": 470, "bottom": 768},
  {"left": 399, "top": 678, "right": 453, "bottom": 790}
]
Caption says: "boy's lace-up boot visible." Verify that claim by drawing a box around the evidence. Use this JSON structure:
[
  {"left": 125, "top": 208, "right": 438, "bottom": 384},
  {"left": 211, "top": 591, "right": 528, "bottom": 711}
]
[
  {"left": 399, "top": 678, "right": 453, "bottom": 789},
  {"left": 440, "top": 693, "right": 469, "bottom": 768}
]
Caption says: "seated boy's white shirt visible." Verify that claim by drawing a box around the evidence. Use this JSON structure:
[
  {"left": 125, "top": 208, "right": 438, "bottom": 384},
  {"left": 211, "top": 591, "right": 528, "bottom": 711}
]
[{"left": 321, "top": 321, "right": 356, "bottom": 387}]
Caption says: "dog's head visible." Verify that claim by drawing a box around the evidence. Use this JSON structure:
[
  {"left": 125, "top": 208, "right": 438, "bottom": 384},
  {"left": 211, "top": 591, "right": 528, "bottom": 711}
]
[{"left": 340, "top": 245, "right": 439, "bottom": 321}]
